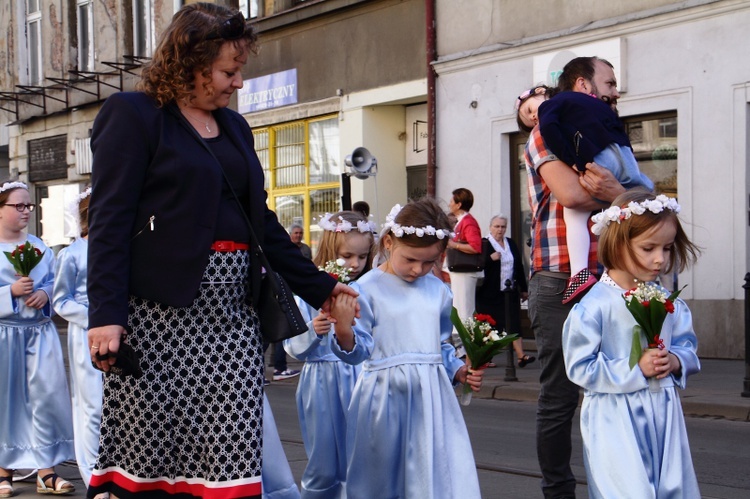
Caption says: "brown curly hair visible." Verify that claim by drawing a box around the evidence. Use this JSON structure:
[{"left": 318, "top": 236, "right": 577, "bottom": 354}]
[{"left": 138, "top": 3, "right": 258, "bottom": 107}]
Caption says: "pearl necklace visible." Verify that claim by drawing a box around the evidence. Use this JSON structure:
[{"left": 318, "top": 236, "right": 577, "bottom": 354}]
[{"left": 182, "top": 107, "right": 214, "bottom": 133}]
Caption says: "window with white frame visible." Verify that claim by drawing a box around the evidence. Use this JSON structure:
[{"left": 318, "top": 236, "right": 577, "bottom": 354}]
[
  {"left": 77, "top": 0, "right": 94, "bottom": 72},
  {"left": 133, "top": 0, "right": 154, "bottom": 57},
  {"left": 26, "top": 0, "right": 43, "bottom": 85}
]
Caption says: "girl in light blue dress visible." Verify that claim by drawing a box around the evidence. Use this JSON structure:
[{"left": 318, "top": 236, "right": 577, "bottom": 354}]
[
  {"left": 563, "top": 189, "right": 701, "bottom": 498},
  {"left": 261, "top": 394, "right": 300, "bottom": 499},
  {"left": 0, "top": 182, "right": 75, "bottom": 497},
  {"left": 284, "top": 211, "right": 374, "bottom": 498},
  {"left": 329, "top": 199, "right": 485, "bottom": 499},
  {"left": 52, "top": 187, "right": 101, "bottom": 488}
]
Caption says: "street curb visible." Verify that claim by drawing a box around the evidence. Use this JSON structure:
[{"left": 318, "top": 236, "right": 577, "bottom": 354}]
[
  {"left": 680, "top": 399, "right": 750, "bottom": 422},
  {"left": 470, "top": 384, "right": 750, "bottom": 422}
]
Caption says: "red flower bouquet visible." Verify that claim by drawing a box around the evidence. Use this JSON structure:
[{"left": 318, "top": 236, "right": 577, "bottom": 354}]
[
  {"left": 451, "top": 308, "right": 518, "bottom": 405},
  {"left": 623, "top": 282, "right": 685, "bottom": 370},
  {"left": 4, "top": 240, "right": 44, "bottom": 277}
]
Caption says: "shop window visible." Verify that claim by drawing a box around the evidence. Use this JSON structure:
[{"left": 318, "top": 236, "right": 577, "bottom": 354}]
[
  {"left": 253, "top": 115, "right": 341, "bottom": 256},
  {"left": 623, "top": 112, "right": 678, "bottom": 195}
]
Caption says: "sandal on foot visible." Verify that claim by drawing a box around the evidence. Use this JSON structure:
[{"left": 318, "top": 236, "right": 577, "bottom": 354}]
[
  {"left": 518, "top": 355, "right": 536, "bottom": 368},
  {"left": 37, "top": 473, "right": 75, "bottom": 495},
  {"left": 0, "top": 476, "right": 13, "bottom": 498},
  {"left": 562, "top": 269, "right": 597, "bottom": 304}
]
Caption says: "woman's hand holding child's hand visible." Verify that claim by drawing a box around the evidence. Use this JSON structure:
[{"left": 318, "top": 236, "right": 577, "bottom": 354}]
[
  {"left": 456, "top": 365, "right": 484, "bottom": 392},
  {"left": 639, "top": 348, "right": 681, "bottom": 379},
  {"left": 329, "top": 294, "right": 358, "bottom": 352},
  {"left": 312, "top": 313, "right": 332, "bottom": 335},
  {"left": 321, "top": 282, "right": 360, "bottom": 321}
]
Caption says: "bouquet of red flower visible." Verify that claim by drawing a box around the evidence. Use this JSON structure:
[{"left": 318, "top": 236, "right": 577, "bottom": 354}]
[
  {"left": 4, "top": 240, "right": 45, "bottom": 277},
  {"left": 624, "top": 282, "right": 685, "bottom": 370},
  {"left": 451, "top": 308, "right": 518, "bottom": 405},
  {"left": 319, "top": 258, "right": 352, "bottom": 283}
]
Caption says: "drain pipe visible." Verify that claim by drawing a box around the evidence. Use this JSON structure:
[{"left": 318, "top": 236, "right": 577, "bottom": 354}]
[{"left": 426, "top": 0, "right": 437, "bottom": 197}]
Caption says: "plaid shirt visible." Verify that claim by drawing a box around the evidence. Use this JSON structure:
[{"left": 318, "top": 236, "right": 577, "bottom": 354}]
[{"left": 525, "top": 126, "right": 599, "bottom": 276}]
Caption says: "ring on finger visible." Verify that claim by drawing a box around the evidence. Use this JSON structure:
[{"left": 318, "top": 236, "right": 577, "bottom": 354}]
[{"left": 91, "top": 345, "right": 99, "bottom": 350}]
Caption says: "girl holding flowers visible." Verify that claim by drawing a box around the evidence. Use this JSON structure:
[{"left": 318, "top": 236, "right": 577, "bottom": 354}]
[
  {"left": 0, "top": 182, "right": 75, "bottom": 497},
  {"left": 562, "top": 188, "right": 701, "bottom": 498},
  {"left": 52, "top": 187, "right": 101, "bottom": 488},
  {"left": 284, "top": 210, "right": 374, "bottom": 498},
  {"left": 329, "top": 199, "right": 484, "bottom": 499}
]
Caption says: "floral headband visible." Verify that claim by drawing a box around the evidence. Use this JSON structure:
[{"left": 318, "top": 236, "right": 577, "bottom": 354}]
[
  {"left": 590, "top": 194, "right": 681, "bottom": 236},
  {"left": 382, "top": 204, "right": 453, "bottom": 239},
  {"left": 318, "top": 213, "right": 377, "bottom": 234},
  {"left": 514, "top": 85, "right": 548, "bottom": 110},
  {"left": 0, "top": 181, "right": 28, "bottom": 193},
  {"left": 65, "top": 187, "right": 92, "bottom": 213}
]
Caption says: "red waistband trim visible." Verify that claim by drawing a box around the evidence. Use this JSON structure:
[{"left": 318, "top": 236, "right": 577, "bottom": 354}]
[{"left": 211, "top": 240, "right": 250, "bottom": 252}]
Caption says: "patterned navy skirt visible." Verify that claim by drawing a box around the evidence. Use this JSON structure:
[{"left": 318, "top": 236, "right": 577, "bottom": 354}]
[{"left": 88, "top": 251, "right": 264, "bottom": 499}]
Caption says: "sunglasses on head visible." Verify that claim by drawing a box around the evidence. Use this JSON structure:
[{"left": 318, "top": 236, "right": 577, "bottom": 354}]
[
  {"left": 205, "top": 12, "right": 247, "bottom": 41},
  {"left": 515, "top": 85, "right": 547, "bottom": 110}
]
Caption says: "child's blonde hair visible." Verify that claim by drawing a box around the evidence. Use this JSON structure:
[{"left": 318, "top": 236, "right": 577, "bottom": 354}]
[
  {"left": 597, "top": 188, "right": 700, "bottom": 274},
  {"left": 313, "top": 211, "right": 375, "bottom": 275},
  {"left": 378, "top": 198, "right": 453, "bottom": 256}
]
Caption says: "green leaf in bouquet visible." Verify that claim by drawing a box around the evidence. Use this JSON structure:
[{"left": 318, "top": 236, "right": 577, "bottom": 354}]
[
  {"left": 629, "top": 325, "right": 644, "bottom": 370},
  {"left": 450, "top": 306, "right": 473, "bottom": 349},
  {"left": 3, "top": 251, "right": 16, "bottom": 272},
  {"left": 624, "top": 298, "right": 650, "bottom": 332},
  {"left": 450, "top": 307, "right": 518, "bottom": 369}
]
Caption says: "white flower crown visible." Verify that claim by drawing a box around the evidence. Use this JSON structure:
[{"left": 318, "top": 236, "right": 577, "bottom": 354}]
[
  {"left": 590, "top": 194, "right": 681, "bottom": 236},
  {"left": 0, "top": 181, "right": 28, "bottom": 193},
  {"left": 382, "top": 204, "right": 453, "bottom": 239},
  {"left": 65, "top": 187, "right": 92, "bottom": 214},
  {"left": 318, "top": 213, "right": 377, "bottom": 234}
]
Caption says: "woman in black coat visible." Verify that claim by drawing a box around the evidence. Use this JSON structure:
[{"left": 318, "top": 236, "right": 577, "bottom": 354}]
[
  {"left": 86, "top": 5, "right": 355, "bottom": 498},
  {"left": 475, "top": 215, "right": 536, "bottom": 368}
]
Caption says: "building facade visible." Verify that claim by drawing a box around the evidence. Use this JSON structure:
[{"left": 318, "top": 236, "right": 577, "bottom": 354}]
[
  {"left": 433, "top": 0, "right": 750, "bottom": 358},
  {"left": 243, "top": 0, "right": 429, "bottom": 253},
  {"left": 2, "top": 0, "right": 745, "bottom": 357},
  {"left": 0, "top": 0, "right": 429, "bottom": 256}
]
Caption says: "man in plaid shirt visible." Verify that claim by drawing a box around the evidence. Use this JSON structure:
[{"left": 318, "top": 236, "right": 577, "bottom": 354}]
[{"left": 523, "top": 56, "right": 628, "bottom": 499}]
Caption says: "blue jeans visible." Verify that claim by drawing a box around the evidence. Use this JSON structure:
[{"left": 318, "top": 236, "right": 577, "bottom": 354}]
[{"left": 528, "top": 273, "right": 581, "bottom": 498}]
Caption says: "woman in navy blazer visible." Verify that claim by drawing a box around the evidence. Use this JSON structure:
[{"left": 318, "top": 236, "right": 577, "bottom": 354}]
[{"left": 86, "top": 4, "right": 354, "bottom": 499}]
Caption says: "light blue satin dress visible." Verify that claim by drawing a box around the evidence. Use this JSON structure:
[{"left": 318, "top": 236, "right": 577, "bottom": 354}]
[
  {"left": 563, "top": 278, "right": 701, "bottom": 499},
  {"left": 0, "top": 235, "right": 74, "bottom": 469},
  {"left": 284, "top": 298, "right": 362, "bottom": 499},
  {"left": 262, "top": 394, "right": 300, "bottom": 499},
  {"left": 331, "top": 268, "right": 481, "bottom": 499},
  {"left": 52, "top": 237, "right": 102, "bottom": 486}
]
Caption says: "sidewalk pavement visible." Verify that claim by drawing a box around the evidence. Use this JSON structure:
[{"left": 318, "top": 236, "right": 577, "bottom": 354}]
[
  {"left": 468, "top": 351, "right": 750, "bottom": 422},
  {"left": 271, "top": 348, "right": 750, "bottom": 421}
]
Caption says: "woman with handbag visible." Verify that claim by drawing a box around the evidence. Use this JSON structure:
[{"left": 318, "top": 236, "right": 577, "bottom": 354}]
[
  {"left": 445, "top": 188, "right": 483, "bottom": 356},
  {"left": 85, "top": 4, "right": 355, "bottom": 499},
  {"left": 475, "top": 215, "right": 536, "bottom": 368}
]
